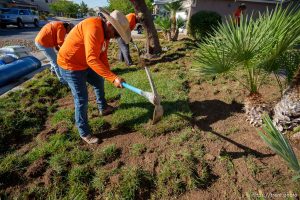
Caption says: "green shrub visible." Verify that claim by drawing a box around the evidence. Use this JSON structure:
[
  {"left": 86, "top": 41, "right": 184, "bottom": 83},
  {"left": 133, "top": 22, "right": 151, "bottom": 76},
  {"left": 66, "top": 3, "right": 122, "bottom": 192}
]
[{"left": 188, "top": 10, "right": 222, "bottom": 40}]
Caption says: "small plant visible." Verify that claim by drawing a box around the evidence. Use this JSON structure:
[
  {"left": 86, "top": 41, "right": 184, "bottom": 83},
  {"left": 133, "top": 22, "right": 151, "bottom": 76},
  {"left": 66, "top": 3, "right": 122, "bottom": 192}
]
[
  {"left": 130, "top": 143, "right": 147, "bottom": 156},
  {"left": 93, "top": 144, "right": 121, "bottom": 166},
  {"left": 258, "top": 115, "right": 300, "bottom": 180}
]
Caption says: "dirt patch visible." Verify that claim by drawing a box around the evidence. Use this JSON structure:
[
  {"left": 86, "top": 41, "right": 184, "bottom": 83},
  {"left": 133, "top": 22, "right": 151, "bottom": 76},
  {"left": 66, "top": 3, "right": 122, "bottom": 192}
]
[
  {"left": 24, "top": 158, "right": 47, "bottom": 179},
  {"left": 42, "top": 168, "right": 53, "bottom": 187},
  {"left": 178, "top": 80, "right": 300, "bottom": 199}
]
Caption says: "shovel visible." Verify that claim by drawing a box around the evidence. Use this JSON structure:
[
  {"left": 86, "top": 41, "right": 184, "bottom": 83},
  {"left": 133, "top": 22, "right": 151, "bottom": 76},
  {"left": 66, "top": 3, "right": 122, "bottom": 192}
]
[{"left": 121, "top": 42, "right": 163, "bottom": 124}]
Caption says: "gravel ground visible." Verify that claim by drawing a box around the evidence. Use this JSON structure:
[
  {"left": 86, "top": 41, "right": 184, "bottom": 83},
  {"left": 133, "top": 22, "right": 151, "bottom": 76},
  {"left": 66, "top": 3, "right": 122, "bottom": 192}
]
[{"left": 0, "top": 39, "right": 39, "bottom": 52}]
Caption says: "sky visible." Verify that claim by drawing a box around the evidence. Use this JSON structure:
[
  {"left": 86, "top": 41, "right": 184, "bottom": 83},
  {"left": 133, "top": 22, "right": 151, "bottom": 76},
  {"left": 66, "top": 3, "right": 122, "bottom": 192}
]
[{"left": 72, "top": 0, "right": 108, "bottom": 8}]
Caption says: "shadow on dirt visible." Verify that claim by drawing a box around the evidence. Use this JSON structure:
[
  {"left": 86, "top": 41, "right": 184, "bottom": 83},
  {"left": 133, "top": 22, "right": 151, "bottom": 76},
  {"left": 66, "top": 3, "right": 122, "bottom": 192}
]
[{"left": 186, "top": 99, "right": 274, "bottom": 159}]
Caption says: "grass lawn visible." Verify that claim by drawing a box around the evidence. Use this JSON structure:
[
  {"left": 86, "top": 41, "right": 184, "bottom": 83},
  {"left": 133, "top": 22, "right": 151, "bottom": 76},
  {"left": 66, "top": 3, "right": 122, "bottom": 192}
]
[{"left": 0, "top": 39, "right": 299, "bottom": 199}]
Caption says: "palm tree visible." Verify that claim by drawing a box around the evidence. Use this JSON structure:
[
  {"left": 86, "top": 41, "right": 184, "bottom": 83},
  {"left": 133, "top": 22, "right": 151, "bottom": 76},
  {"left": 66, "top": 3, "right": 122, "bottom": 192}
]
[
  {"left": 155, "top": 17, "right": 172, "bottom": 41},
  {"left": 273, "top": 66, "right": 300, "bottom": 131},
  {"left": 194, "top": 6, "right": 300, "bottom": 126},
  {"left": 164, "top": 0, "right": 183, "bottom": 41}
]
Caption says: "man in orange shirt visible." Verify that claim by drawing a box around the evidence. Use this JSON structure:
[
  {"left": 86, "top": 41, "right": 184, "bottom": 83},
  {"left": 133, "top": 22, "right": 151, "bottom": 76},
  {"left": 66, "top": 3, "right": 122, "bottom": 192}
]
[
  {"left": 35, "top": 21, "right": 73, "bottom": 83},
  {"left": 57, "top": 10, "right": 131, "bottom": 144},
  {"left": 234, "top": 3, "right": 246, "bottom": 26},
  {"left": 118, "top": 12, "right": 144, "bottom": 66}
]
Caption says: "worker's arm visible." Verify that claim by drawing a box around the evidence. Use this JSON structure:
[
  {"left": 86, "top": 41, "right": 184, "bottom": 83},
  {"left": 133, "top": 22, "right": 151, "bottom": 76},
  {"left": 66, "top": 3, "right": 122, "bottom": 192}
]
[{"left": 83, "top": 22, "right": 118, "bottom": 83}]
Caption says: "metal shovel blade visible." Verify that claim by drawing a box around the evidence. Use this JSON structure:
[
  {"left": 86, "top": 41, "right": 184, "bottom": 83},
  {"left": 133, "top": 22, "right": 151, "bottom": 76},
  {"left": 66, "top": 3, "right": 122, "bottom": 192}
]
[
  {"left": 144, "top": 67, "right": 164, "bottom": 124},
  {"left": 153, "top": 104, "right": 164, "bottom": 124}
]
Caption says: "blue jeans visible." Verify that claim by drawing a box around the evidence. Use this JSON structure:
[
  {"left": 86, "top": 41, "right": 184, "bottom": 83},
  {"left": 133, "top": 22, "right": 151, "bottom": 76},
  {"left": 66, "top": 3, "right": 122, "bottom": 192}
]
[
  {"left": 117, "top": 37, "right": 133, "bottom": 66},
  {"left": 35, "top": 41, "right": 66, "bottom": 84},
  {"left": 59, "top": 67, "right": 108, "bottom": 137}
]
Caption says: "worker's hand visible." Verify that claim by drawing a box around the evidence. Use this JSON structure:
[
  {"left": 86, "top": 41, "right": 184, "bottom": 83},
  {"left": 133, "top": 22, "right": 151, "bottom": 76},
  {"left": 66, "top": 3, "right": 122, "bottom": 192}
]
[{"left": 113, "top": 77, "right": 125, "bottom": 88}]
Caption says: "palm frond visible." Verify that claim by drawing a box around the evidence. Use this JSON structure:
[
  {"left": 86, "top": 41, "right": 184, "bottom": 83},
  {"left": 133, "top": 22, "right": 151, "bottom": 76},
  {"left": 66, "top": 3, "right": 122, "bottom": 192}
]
[
  {"left": 258, "top": 115, "right": 300, "bottom": 179},
  {"left": 176, "top": 16, "right": 185, "bottom": 29},
  {"left": 155, "top": 16, "right": 171, "bottom": 31},
  {"left": 164, "top": 0, "right": 183, "bottom": 12}
]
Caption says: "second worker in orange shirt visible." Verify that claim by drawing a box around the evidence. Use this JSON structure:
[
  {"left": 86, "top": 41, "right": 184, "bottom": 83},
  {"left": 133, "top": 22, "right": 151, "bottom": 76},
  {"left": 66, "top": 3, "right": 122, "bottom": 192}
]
[
  {"left": 57, "top": 10, "right": 131, "bottom": 144},
  {"left": 35, "top": 21, "right": 74, "bottom": 83},
  {"left": 118, "top": 12, "right": 144, "bottom": 66}
]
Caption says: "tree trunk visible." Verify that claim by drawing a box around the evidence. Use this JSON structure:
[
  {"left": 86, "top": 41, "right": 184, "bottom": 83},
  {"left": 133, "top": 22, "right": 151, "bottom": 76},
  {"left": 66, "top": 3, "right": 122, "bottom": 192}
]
[
  {"left": 172, "top": 28, "right": 179, "bottom": 41},
  {"left": 130, "top": 0, "right": 162, "bottom": 56},
  {"left": 273, "top": 66, "right": 300, "bottom": 132},
  {"left": 244, "top": 92, "right": 270, "bottom": 127},
  {"left": 171, "top": 10, "right": 176, "bottom": 38}
]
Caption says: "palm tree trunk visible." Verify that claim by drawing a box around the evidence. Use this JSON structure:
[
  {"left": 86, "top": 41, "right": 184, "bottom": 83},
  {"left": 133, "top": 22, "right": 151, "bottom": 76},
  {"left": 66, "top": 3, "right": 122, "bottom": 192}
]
[
  {"left": 244, "top": 93, "right": 270, "bottom": 126},
  {"left": 172, "top": 28, "right": 179, "bottom": 41},
  {"left": 130, "top": 0, "right": 162, "bottom": 56},
  {"left": 171, "top": 11, "right": 176, "bottom": 38},
  {"left": 273, "top": 66, "right": 300, "bottom": 131}
]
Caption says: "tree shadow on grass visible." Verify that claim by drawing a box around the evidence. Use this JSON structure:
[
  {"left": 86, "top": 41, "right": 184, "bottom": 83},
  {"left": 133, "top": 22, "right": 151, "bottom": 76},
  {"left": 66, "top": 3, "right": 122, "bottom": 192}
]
[{"left": 185, "top": 100, "right": 274, "bottom": 159}]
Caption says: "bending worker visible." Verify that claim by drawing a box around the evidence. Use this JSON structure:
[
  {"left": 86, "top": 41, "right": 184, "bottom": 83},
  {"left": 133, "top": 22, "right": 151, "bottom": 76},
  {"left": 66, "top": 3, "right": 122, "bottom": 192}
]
[
  {"left": 118, "top": 12, "right": 144, "bottom": 66},
  {"left": 35, "top": 21, "right": 74, "bottom": 83},
  {"left": 57, "top": 10, "right": 131, "bottom": 144}
]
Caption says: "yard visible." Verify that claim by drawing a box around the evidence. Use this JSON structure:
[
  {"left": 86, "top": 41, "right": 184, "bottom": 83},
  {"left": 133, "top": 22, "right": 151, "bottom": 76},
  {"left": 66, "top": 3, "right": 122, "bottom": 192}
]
[{"left": 0, "top": 38, "right": 299, "bottom": 199}]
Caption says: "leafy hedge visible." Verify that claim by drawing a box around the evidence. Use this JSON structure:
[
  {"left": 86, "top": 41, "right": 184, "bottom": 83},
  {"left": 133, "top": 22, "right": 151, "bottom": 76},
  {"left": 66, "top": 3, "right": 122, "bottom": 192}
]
[{"left": 188, "top": 10, "right": 222, "bottom": 41}]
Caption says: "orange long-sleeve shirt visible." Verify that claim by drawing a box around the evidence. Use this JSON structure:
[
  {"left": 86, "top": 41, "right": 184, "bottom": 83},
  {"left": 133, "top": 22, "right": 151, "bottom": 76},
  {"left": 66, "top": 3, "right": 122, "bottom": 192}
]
[
  {"left": 57, "top": 17, "right": 117, "bottom": 83},
  {"left": 35, "top": 21, "right": 66, "bottom": 47},
  {"left": 126, "top": 13, "right": 137, "bottom": 31}
]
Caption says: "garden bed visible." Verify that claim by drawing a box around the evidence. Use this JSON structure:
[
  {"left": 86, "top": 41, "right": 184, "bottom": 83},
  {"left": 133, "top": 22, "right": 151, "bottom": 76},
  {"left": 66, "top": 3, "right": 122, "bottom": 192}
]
[{"left": 0, "top": 39, "right": 299, "bottom": 199}]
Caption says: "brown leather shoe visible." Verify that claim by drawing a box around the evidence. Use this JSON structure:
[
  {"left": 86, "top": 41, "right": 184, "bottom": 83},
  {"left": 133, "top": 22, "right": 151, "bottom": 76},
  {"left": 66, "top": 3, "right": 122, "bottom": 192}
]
[{"left": 99, "top": 105, "right": 115, "bottom": 116}]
